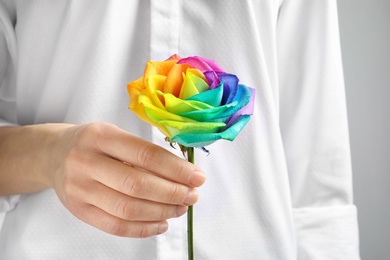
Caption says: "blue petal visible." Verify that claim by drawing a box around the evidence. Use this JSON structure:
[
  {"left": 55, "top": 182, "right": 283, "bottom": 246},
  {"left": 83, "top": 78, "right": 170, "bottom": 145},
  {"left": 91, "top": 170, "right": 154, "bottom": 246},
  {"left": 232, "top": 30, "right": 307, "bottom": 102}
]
[
  {"left": 210, "top": 84, "right": 251, "bottom": 120},
  {"left": 217, "top": 74, "right": 239, "bottom": 104},
  {"left": 186, "top": 83, "right": 223, "bottom": 107}
]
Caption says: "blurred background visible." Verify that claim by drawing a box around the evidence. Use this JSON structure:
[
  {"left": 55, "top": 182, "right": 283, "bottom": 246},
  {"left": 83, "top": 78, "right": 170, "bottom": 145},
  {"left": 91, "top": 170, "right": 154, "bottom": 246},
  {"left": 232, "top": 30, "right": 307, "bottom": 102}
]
[{"left": 337, "top": 1, "right": 390, "bottom": 259}]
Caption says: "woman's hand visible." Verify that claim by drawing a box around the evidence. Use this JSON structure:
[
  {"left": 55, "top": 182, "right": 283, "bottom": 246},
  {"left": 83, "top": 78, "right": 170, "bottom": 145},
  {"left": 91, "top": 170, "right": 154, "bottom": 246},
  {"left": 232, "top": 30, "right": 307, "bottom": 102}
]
[{"left": 0, "top": 122, "right": 205, "bottom": 238}]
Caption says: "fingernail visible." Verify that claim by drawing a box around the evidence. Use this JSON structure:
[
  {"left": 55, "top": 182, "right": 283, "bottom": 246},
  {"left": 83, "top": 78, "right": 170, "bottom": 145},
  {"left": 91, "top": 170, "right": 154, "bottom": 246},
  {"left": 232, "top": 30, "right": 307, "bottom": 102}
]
[
  {"left": 190, "top": 170, "right": 206, "bottom": 186},
  {"left": 183, "top": 189, "right": 198, "bottom": 206},
  {"left": 157, "top": 222, "right": 168, "bottom": 234}
]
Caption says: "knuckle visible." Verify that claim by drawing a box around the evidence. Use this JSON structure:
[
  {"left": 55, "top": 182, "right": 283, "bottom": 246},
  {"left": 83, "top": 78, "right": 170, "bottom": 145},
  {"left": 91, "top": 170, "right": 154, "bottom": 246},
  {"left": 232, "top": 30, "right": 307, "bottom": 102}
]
[
  {"left": 136, "top": 143, "right": 162, "bottom": 168},
  {"left": 79, "top": 122, "right": 117, "bottom": 150},
  {"left": 123, "top": 173, "right": 149, "bottom": 197},
  {"left": 105, "top": 219, "right": 127, "bottom": 237},
  {"left": 79, "top": 123, "right": 103, "bottom": 142},
  {"left": 159, "top": 206, "right": 170, "bottom": 220},
  {"left": 115, "top": 199, "right": 130, "bottom": 219},
  {"left": 167, "top": 184, "right": 182, "bottom": 204},
  {"left": 176, "top": 161, "right": 190, "bottom": 182},
  {"left": 61, "top": 140, "right": 96, "bottom": 183},
  {"left": 139, "top": 224, "right": 153, "bottom": 238},
  {"left": 115, "top": 199, "right": 141, "bottom": 220},
  {"left": 122, "top": 173, "right": 134, "bottom": 192},
  {"left": 86, "top": 122, "right": 116, "bottom": 135}
]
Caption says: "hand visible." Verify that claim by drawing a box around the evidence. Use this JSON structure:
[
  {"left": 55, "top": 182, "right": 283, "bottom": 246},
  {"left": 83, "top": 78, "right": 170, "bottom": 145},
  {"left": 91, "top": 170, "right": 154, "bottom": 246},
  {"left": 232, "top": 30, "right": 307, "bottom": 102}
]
[
  {"left": 0, "top": 122, "right": 205, "bottom": 238},
  {"left": 51, "top": 123, "right": 206, "bottom": 237}
]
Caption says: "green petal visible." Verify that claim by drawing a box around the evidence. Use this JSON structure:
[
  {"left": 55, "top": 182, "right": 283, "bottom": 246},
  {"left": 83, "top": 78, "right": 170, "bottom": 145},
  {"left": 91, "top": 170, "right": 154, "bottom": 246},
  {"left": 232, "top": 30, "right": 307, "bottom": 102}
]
[
  {"left": 179, "top": 101, "right": 238, "bottom": 121},
  {"left": 163, "top": 93, "right": 213, "bottom": 114},
  {"left": 170, "top": 115, "right": 251, "bottom": 147},
  {"left": 159, "top": 120, "right": 226, "bottom": 138}
]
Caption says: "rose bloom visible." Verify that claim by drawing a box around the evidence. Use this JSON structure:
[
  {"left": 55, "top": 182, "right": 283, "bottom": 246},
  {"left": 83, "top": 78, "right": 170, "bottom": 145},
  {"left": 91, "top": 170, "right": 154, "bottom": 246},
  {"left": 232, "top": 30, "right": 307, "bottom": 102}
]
[{"left": 127, "top": 55, "right": 255, "bottom": 148}]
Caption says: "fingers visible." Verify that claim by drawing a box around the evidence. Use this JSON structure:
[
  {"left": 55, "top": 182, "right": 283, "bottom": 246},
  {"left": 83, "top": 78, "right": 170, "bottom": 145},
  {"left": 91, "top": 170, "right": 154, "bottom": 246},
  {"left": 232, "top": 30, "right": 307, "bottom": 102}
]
[
  {"left": 77, "top": 204, "right": 169, "bottom": 238},
  {"left": 91, "top": 154, "right": 199, "bottom": 206},
  {"left": 86, "top": 180, "right": 189, "bottom": 221},
  {"left": 60, "top": 151, "right": 189, "bottom": 238},
  {"left": 90, "top": 123, "right": 205, "bottom": 188}
]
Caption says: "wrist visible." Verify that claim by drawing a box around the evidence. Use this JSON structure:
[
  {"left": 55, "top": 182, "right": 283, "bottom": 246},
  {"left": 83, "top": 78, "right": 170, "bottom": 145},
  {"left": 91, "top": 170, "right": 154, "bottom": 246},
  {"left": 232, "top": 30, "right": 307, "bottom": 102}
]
[{"left": 0, "top": 123, "right": 74, "bottom": 195}]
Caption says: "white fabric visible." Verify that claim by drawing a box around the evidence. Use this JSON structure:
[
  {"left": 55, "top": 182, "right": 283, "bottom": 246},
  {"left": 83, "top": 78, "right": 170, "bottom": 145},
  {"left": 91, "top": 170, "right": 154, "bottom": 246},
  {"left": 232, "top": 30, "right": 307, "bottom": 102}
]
[{"left": 0, "top": 0, "right": 360, "bottom": 259}]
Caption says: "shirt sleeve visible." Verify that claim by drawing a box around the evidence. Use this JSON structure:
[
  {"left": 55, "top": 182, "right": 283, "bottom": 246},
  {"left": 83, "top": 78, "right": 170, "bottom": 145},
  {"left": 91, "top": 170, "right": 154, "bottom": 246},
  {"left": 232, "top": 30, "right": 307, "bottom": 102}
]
[
  {"left": 276, "top": 0, "right": 360, "bottom": 259},
  {"left": 0, "top": 0, "right": 20, "bottom": 219},
  {"left": 0, "top": 0, "right": 17, "bottom": 125}
]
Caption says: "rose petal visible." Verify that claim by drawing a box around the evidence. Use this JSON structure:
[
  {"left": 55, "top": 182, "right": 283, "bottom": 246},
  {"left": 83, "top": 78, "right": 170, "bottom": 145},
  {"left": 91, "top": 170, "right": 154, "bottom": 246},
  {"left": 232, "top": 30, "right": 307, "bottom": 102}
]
[
  {"left": 128, "top": 76, "right": 144, "bottom": 110},
  {"left": 159, "top": 120, "right": 226, "bottom": 138},
  {"left": 164, "top": 63, "right": 190, "bottom": 97},
  {"left": 180, "top": 82, "right": 251, "bottom": 124},
  {"left": 128, "top": 78, "right": 156, "bottom": 127},
  {"left": 179, "top": 69, "right": 209, "bottom": 99},
  {"left": 177, "top": 56, "right": 225, "bottom": 74},
  {"left": 185, "top": 83, "right": 251, "bottom": 122},
  {"left": 144, "top": 60, "right": 178, "bottom": 81},
  {"left": 186, "top": 83, "right": 223, "bottom": 107},
  {"left": 180, "top": 102, "right": 237, "bottom": 122},
  {"left": 204, "top": 71, "right": 220, "bottom": 89},
  {"left": 170, "top": 115, "right": 251, "bottom": 147},
  {"left": 166, "top": 54, "right": 181, "bottom": 61},
  {"left": 225, "top": 86, "right": 256, "bottom": 128},
  {"left": 217, "top": 74, "right": 240, "bottom": 104},
  {"left": 163, "top": 93, "right": 213, "bottom": 114},
  {"left": 139, "top": 94, "right": 196, "bottom": 123},
  {"left": 146, "top": 75, "right": 166, "bottom": 109}
]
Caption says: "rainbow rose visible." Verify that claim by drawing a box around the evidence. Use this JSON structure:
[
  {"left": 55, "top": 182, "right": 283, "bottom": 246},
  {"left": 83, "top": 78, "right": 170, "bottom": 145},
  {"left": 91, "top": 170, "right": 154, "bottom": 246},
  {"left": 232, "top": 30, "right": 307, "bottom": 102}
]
[{"left": 127, "top": 54, "right": 255, "bottom": 148}]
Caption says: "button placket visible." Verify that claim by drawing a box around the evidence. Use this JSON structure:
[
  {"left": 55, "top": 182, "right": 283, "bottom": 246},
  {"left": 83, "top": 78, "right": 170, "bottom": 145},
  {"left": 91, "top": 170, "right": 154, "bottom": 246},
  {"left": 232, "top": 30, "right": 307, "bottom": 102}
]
[
  {"left": 150, "top": 1, "right": 184, "bottom": 259},
  {"left": 150, "top": 0, "right": 180, "bottom": 61}
]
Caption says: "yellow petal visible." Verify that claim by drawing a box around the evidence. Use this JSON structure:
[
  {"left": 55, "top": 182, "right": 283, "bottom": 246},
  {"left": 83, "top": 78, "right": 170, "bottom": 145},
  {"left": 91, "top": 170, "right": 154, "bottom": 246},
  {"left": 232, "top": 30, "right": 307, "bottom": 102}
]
[
  {"left": 146, "top": 75, "right": 166, "bottom": 109},
  {"left": 139, "top": 94, "right": 196, "bottom": 122},
  {"left": 127, "top": 76, "right": 145, "bottom": 110},
  {"left": 188, "top": 68, "right": 207, "bottom": 83},
  {"left": 179, "top": 69, "right": 209, "bottom": 99}
]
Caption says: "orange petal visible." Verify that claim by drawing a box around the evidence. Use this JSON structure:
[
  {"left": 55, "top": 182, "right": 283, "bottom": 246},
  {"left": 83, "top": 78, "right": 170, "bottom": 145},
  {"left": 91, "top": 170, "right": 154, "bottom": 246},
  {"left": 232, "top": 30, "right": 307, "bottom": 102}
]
[
  {"left": 166, "top": 54, "right": 181, "bottom": 61},
  {"left": 144, "top": 60, "right": 178, "bottom": 83},
  {"left": 127, "top": 76, "right": 145, "bottom": 110},
  {"left": 164, "top": 63, "right": 191, "bottom": 97}
]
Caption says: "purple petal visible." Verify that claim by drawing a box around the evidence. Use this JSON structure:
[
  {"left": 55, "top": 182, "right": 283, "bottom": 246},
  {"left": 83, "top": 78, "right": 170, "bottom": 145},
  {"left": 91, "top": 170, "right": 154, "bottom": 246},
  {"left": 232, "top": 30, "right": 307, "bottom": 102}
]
[
  {"left": 204, "top": 71, "right": 220, "bottom": 89},
  {"left": 178, "top": 56, "right": 225, "bottom": 74},
  {"left": 225, "top": 86, "right": 255, "bottom": 128}
]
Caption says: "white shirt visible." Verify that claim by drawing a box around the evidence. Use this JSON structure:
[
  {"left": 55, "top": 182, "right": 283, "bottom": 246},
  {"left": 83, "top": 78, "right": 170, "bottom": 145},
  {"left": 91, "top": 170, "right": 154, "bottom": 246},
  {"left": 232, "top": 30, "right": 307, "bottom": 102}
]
[{"left": 0, "top": 0, "right": 360, "bottom": 259}]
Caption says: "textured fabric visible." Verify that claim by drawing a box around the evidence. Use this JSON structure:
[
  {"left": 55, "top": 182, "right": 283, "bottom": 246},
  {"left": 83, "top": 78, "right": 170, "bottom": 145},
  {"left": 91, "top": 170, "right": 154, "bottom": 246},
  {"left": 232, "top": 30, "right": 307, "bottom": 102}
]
[{"left": 0, "top": 0, "right": 359, "bottom": 259}]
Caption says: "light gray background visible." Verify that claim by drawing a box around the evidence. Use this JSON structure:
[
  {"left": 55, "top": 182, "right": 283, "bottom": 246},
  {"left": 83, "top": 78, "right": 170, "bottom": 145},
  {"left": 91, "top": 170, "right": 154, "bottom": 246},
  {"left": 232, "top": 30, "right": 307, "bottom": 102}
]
[{"left": 337, "top": 1, "right": 390, "bottom": 259}]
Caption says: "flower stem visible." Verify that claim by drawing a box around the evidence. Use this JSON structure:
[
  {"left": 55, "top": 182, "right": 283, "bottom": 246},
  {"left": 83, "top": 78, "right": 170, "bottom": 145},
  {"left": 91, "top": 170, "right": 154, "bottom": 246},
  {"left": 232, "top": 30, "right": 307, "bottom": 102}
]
[{"left": 187, "top": 147, "right": 194, "bottom": 260}]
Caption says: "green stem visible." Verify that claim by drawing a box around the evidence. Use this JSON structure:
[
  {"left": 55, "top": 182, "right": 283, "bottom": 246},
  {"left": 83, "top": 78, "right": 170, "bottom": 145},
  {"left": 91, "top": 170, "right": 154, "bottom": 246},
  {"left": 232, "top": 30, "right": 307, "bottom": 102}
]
[
  {"left": 187, "top": 147, "right": 194, "bottom": 260},
  {"left": 187, "top": 205, "right": 194, "bottom": 260}
]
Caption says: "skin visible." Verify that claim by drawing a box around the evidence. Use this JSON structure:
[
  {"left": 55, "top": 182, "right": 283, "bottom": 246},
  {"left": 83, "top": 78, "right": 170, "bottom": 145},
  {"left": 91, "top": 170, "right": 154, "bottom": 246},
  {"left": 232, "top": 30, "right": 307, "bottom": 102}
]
[{"left": 0, "top": 122, "right": 205, "bottom": 238}]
